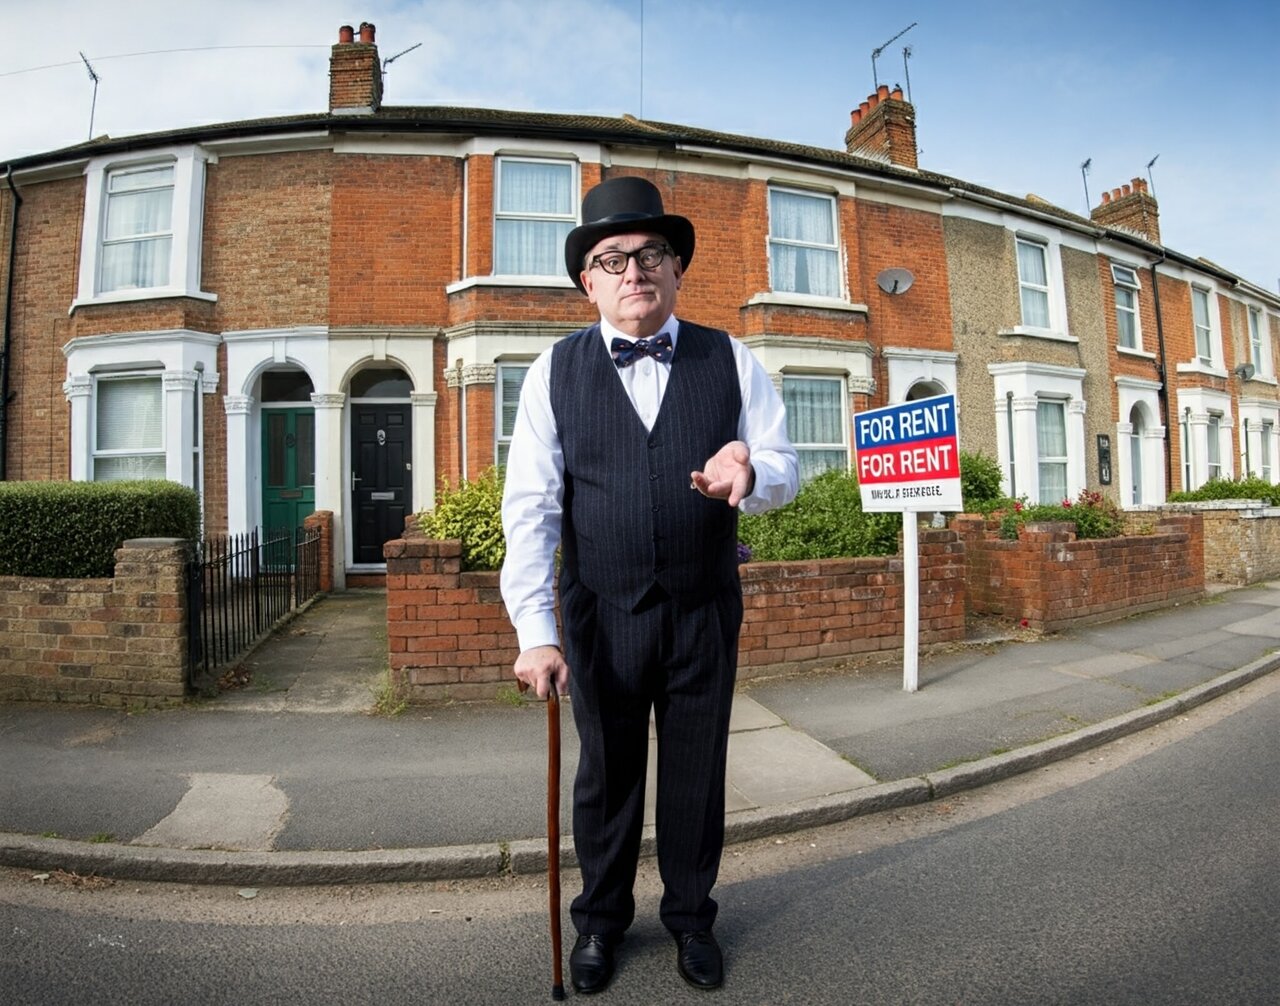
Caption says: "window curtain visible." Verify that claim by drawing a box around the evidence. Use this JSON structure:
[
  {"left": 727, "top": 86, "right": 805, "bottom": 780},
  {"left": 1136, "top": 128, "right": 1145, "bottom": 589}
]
[
  {"left": 495, "top": 161, "right": 573, "bottom": 276},
  {"left": 94, "top": 376, "right": 165, "bottom": 481},
  {"left": 769, "top": 190, "right": 839, "bottom": 297},
  {"left": 101, "top": 166, "right": 173, "bottom": 291},
  {"left": 784, "top": 377, "right": 845, "bottom": 482},
  {"left": 1036, "top": 400, "right": 1067, "bottom": 502},
  {"left": 1018, "top": 241, "right": 1050, "bottom": 328}
]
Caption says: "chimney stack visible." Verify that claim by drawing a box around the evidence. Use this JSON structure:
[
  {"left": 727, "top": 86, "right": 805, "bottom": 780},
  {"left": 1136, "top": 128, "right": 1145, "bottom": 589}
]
[
  {"left": 845, "top": 84, "right": 917, "bottom": 170},
  {"left": 1090, "top": 175, "right": 1161, "bottom": 244},
  {"left": 329, "top": 21, "right": 382, "bottom": 114}
]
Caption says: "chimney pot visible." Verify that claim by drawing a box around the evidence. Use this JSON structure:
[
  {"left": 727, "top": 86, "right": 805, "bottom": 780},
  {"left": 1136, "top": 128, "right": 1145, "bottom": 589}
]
[
  {"left": 877, "top": 84, "right": 890, "bottom": 100},
  {"left": 1101, "top": 191, "right": 1111, "bottom": 204},
  {"left": 359, "top": 21, "right": 376, "bottom": 43},
  {"left": 859, "top": 100, "right": 871, "bottom": 116},
  {"left": 868, "top": 92, "right": 880, "bottom": 109},
  {"left": 338, "top": 24, "right": 354, "bottom": 44},
  {"left": 890, "top": 85, "right": 904, "bottom": 101},
  {"left": 1111, "top": 188, "right": 1122, "bottom": 201},
  {"left": 1132, "top": 176, "right": 1144, "bottom": 190},
  {"left": 1122, "top": 183, "right": 1131, "bottom": 196},
  {"left": 851, "top": 109, "right": 862, "bottom": 125}
]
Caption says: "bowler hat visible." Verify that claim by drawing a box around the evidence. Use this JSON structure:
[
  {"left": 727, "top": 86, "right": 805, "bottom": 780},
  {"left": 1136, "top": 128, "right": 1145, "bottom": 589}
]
[{"left": 564, "top": 177, "right": 695, "bottom": 293}]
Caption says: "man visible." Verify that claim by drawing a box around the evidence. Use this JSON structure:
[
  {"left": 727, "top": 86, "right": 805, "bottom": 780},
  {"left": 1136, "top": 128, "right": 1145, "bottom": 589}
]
[{"left": 501, "top": 176, "right": 798, "bottom": 994}]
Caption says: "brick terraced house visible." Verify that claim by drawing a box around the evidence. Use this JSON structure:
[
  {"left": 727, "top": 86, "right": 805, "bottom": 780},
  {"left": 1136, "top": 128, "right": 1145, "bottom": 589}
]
[{"left": 1, "top": 20, "right": 1277, "bottom": 588}]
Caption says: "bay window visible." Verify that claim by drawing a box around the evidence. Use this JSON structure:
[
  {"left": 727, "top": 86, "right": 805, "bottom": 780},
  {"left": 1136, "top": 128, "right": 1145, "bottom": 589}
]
[
  {"left": 94, "top": 375, "right": 165, "bottom": 481},
  {"left": 782, "top": 375, "right": 846, "bottom": 482},
  {"left": 1036, "top": 399, "right": 1068, "bottom": 503}
]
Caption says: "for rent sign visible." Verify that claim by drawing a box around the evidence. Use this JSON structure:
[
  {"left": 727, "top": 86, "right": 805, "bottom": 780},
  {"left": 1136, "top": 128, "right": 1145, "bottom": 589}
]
[{"left": 853, "top": 394, "right": 962, "bottom": 512}]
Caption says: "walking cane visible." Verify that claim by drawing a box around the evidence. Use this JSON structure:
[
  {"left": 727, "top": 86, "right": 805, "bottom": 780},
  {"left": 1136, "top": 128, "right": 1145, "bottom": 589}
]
[
  {"left": 546, "top": 680, "right": 566, "bottom": 1001},
  {"left": 521, "top": 677, "right": 565, "bottom": 1000}
]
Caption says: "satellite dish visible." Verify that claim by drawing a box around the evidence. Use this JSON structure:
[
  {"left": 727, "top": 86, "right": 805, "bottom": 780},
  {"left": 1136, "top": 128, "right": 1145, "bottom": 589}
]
[
  {"left": 1235, "top": 362, "right": 1256, "bottom": 381},
  {"left": 876, "top": 268, "right": 915, "bottom": 295}
]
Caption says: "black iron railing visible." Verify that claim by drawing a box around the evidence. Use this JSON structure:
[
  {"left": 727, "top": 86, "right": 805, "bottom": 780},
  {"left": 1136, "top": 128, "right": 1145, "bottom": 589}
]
[{"left": 186, "top": 526, "right": 322, "bottom": 690}]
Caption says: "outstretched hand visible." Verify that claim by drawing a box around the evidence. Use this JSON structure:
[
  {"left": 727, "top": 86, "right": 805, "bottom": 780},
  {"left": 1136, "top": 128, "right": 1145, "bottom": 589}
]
[{"left": 690, "top": 440, "right": 755, "bottom": 508}]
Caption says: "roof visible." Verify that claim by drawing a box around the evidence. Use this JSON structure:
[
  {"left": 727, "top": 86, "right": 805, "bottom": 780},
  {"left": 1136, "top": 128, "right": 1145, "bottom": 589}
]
[{"left": 0, "top": 102, "right": 1264, "bottom": 296}]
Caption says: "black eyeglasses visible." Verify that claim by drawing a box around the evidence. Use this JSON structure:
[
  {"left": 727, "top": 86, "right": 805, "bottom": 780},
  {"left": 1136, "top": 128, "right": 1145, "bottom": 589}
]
[{"left": 588, "top": 244, "right": 675, "bottom": 275}]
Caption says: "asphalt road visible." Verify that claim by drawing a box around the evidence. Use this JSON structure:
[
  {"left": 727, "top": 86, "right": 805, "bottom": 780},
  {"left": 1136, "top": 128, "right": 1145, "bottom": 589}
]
[{"left": 3, "top": 675, "right": 1277, "bottom": 1005}]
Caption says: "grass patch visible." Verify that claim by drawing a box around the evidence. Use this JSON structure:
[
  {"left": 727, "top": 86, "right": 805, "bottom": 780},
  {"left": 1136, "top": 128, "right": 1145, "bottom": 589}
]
[
  {"left": 370, "top": 665, "right": 407, "bottom": 717},
  {"left": 88, "top": 832, "right": 115, "bottom": 844},
  {"left": 496, "top": 684, "right": 527, "bottom": 708}
]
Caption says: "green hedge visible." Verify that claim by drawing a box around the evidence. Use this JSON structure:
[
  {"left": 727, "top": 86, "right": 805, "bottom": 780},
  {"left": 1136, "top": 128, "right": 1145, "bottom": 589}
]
[
  {"left": 417, "top": 467, "right": 507, "bottom": 572},
  {"left": 0, "top": 480, "right": 201, "bottom": 578},
  {"left": 739, "top": 468, "right": 902, "bottom": 561},
  {"left": 1168, "top": 476, "right": 1280, "bottom": 506}
]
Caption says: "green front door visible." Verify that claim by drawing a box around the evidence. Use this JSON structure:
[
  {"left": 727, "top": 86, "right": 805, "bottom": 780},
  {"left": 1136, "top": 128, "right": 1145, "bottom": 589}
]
[{"left": 262, "top": 407, "right": 315, "bottom": 539}]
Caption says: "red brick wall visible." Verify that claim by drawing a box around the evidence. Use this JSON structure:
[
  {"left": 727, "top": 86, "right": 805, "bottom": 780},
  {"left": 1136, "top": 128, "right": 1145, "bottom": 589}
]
[
  {"left": 953, "top": 513, "right": 1203, "bottom": 631},
  {"left": 385, "top": 526, "right": 966, "bottom": 702},
  {"left": 0, "top": 540, "right": 189, "bottom": 707}
]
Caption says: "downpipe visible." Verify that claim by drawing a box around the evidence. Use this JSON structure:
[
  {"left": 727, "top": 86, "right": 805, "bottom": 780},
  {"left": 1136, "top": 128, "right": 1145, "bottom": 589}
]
[{"left": 1, "top": 167, "right": 21, "bottom": 480}]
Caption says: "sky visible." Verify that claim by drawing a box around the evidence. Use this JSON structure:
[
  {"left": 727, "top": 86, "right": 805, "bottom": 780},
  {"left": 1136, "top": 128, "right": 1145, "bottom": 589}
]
[{"left": 3, "top": 0, "right": 1277, "bottom": 291}]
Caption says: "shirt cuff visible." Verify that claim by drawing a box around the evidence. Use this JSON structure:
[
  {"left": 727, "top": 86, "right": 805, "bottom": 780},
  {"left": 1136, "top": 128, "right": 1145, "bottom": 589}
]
[{"left": 516, "top": 611, "right": 561, "bottom": 654}]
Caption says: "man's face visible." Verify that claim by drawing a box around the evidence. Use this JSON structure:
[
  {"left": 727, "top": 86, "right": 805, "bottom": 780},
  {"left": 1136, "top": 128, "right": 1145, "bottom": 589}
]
[{"left": 580, "top": 231, "right": 683, "bottom": 338}]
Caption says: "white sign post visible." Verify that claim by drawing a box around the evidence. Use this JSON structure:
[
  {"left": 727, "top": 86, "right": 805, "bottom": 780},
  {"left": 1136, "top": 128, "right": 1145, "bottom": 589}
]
[{"left": 852, "top": 394, "right": 962, "bottom": 692}]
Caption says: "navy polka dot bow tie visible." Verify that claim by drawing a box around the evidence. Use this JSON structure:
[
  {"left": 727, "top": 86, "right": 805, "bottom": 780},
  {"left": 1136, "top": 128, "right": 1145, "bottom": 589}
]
[{"left": 611, "top": 333, "right": 673, "bottom": 368}]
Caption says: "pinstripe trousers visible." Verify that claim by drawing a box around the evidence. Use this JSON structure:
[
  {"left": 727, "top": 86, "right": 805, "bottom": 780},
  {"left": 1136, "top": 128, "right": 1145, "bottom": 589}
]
[{"left": 563, "top": 576, "right": 743, "bottom": 938}]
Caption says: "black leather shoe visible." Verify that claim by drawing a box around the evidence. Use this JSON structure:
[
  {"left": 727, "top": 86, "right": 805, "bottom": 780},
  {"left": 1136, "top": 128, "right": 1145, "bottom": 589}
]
[
  {"left": 674, "top": 929, "right": 723, "bottom": 990},
  {"left": 569, "top": 934, "right": 616, "bottom": 995}
]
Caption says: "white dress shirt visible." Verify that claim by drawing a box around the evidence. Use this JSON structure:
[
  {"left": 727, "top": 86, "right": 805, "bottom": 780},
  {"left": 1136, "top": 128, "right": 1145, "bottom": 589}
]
[{"left": 500, "top": 314, "right": 799, "bottom": 653}]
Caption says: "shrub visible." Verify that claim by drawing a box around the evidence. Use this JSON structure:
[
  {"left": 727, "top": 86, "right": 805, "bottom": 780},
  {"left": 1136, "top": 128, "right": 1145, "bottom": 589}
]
[
  {"left": 1168, "top": 476, "right": 1280, "bottom": 506},
  {"left": 0, "top": 480, "right": 201, "bottom": 578},
  {"left": 998, "top": 488, "right": 1123, "bottom": 540},
  {"left": 959, "top": 451, "right": 1005, "bottom": 511},
  {"left": 417, "top": 466, "right": 507, "bottom": 571},
  {"left": 739, "top": 468, "right": 902, "bottom": 561}
]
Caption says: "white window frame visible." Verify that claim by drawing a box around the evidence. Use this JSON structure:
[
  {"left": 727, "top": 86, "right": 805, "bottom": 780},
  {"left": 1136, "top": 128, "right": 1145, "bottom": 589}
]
[
  {"left": 781, "top": 373, "right": 849, "bottom": 483},
  {"left": 1262, "top": 421, "right": 1274, "bottom": 482},
  {"left": 92, "top": 373, "right": 166, "bottom": 482},
  {"left": 1206, "top": 413, "right": 1223, "bottom": 481},
  {"left": 1112, "top": 263, "right": 1142, "bottom": 351},
  {"left": 495, "top": 361, "right": 531, "bottom": 467},
  {"left": 1036, "top": 398, "right": 1069, "bottom": 504},
  {"left": 767, "top": 186, "right": 843, "bottom": 301},
  {"left": 1016, "top": 237, "right": 1052, "bottom": 330},
  {"left": 1245, "top": 305, "right": 1274, "bottom": 379},
  {"left": 1192, "top": 287, "right": 1214, "bottom": 365},
  {"left": 492, "top": 156, "right": 578, "bottom": 279},
  {"left": 75, "top": 145, "right": 216, "bottom": 309}
]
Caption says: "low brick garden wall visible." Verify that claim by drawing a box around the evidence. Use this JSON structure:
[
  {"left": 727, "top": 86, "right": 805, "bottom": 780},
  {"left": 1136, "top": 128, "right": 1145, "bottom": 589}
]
[
  {"left": 0, "top": 539, "right": 189, "bottom": 707},
  {"left": 385, "top": 525, "right": 967, "bottom": 703},
  {"left": 1150, "top": 502, "right": 1280, "bottom": 587},
  {"left": 952, "top": 513, "right": 1204, "bottom": 632}
]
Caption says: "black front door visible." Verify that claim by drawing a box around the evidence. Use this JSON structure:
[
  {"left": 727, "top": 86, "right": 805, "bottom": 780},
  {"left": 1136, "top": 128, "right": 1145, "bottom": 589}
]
[{"left": 352, "top": 404, "right": 412, "bottom": 564}]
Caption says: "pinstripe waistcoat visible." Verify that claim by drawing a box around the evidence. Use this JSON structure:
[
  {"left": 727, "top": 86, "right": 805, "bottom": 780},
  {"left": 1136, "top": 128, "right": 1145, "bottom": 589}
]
[{"left": 549, "top": 321, "right": 742, "bottom": 613}]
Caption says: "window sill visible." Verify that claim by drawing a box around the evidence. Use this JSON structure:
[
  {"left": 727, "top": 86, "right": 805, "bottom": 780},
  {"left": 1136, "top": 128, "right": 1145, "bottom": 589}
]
[
  {"left": 71, "top": 288, "right": 217, "bottom": 313},
  {"left": 446, "top": 275, "right": 576, "bottom": 295},
  {"left": 997, "top": 326, "right": 1077, "bottom": 344},
  {"left": 1243, "top": 373, "right": 1278, "bottom": 387},
  {"left": 1117, "top": 345, "right": 1157, "bottom": 360},
  {"left": 745, "top": 291, "right": 868, "bottom": 314},
  {"left": 1175, "top": 360, "right": 1228, "bottom": 378}
]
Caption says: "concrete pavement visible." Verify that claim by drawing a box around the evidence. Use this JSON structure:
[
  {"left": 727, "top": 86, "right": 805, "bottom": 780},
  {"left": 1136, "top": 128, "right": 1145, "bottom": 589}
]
[{"left": 2, "top": 582, "right": 1278, "bottom": 885}]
